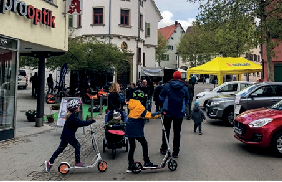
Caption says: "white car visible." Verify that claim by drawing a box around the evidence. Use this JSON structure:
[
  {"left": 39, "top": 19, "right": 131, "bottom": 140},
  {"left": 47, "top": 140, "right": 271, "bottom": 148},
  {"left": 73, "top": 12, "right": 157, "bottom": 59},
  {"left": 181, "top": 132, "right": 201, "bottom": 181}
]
[
  {"left": 18, "top": 69, "right": 28, "bottom": 89},
  {"left": 196, "top": 81, "right": 255, "bottom": 108}
]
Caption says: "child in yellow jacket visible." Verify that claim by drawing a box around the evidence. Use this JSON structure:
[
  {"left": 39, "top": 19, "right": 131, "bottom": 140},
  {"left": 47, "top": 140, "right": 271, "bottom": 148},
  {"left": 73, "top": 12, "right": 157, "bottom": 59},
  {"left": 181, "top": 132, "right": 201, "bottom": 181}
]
[{"left": 125, "top": 90, "right": 161, "bottom": 173}]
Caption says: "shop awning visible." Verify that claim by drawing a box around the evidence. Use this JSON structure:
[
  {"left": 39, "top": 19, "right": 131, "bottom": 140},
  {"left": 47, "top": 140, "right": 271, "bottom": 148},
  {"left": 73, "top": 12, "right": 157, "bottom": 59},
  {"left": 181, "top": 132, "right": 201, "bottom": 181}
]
[{"left": 187, "top": 57, "right": 262, "bottom": 85}]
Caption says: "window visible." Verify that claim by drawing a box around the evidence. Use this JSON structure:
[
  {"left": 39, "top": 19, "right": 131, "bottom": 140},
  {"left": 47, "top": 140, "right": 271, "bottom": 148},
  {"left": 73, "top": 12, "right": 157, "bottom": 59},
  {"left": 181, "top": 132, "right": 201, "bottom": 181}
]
[
  {"left": 140, "top": 14, "right": 143, "bottom": 30},
  {"left": 254, "top": 54, "right": 257, "bottom": 61},
  {"left": 140, "top": 0, "right": 143, "bottom": 6},
  {"left": 241, "top": 83, "right": 251, "bottom": 90},
  {"left": 171, "top": 37, "right": 174, "bottom": 39},
  {"left": 145, "top": 23, "right": 150, "bottom": 37},
  {"left": 174, "top": 30, "right": 176, "bottom": 33},
  {"left": 168, "top": 45, "right": 173, "bottom": 50},
  {"left": 68, "top": 15, "right": 73, "bottom": 28},
  {"left": 143, "top": 53, "right": 145, "bottom": 66},
  {"left": 121, "top": 9, "right": 129, "bottom": 26},
  {"left": 77, "top": 15, "right": 81, "bottom": 27},
  {"left": 220, "top": 84, "right": 238, "bottom": 92},
  {"left": 93, "top": 8, "right": 103, "bottom": 24}
]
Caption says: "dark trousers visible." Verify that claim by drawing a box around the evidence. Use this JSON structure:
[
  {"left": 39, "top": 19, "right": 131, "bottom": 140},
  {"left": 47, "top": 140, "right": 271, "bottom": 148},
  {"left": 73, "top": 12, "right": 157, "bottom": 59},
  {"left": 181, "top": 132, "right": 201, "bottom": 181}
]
[
  {"left": 49, "top": 139, "right": 81, "bottom": 164},
  {"left": 47, "top": 83, "right": 54, "bottom": 93},
  {"left": 194, "top": 123, "right": 202, "bottom": 132},
  {"left": 185, "top": 100, "right": 192, "bottom": 119},
  {"left": 161, "top": 115, "right": 183, "bottom": 154},
  {"left": 128, "top": 137, "right": 149, "bottom": 165},
  {"left": 32, "top": 85, "right": 37, "bottom": 97},
  {"left": 155, "top": 104, "right": 162, "bottom": 112}
]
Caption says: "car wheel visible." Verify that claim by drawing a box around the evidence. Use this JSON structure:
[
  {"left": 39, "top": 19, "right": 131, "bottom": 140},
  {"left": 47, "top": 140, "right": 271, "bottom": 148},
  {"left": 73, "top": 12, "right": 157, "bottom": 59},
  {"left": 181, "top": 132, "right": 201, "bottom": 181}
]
[
  {"left": 224, "top": 108, "right": 234, "bottom": 125},
  {"left": 271, "top": 131, "right": 282, "bottom": 157}
]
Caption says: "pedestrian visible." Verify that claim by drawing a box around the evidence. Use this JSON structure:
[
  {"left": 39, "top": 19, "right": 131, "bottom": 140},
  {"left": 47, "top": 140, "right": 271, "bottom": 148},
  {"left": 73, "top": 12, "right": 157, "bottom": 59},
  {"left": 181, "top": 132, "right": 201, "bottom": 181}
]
[
  {"left": 159, "top": 71, "right": 189, "bottom": 158},
  {"left": 45, "top": 99, "right": 95, "bottom": 172},
  {"left": 47, "top": 74, "right": 54, "bottom": 94},
  {"left": 30, "top": 72, "right": 38, "bottom": 98},
  {"left": 153, "top": 81, "right": 163, "bottom": 112},
  {"left": 138, "top": 80, "right": 150, "bottom": 109},
  {"left": 136, "top": 79, "right": 142, "bottom": 89},
  {"left": 190, "top": 74, "right": 196, "bottom": 92},
  {"left": 125, "top": 90, "right": 161, "bottom": 173},
  {"left": 147, "top": 78, "right": 154, "bottom": 112},
  {"left": 191, "top": 100, "right": 206, "bottom": 135},
  {"left": 108, "top": 82, "right": 122, "bottom": 111},
  {"left": 126, "top": 83, "right": 136, "bottom": 114},
  {"left": 185, "top": 79, "right": 194, "bottom": 120}
]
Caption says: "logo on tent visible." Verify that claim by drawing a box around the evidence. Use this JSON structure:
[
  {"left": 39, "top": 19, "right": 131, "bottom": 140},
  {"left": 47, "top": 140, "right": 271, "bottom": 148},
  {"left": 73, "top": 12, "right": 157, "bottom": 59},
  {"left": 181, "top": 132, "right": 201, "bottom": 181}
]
[{"left": 226, "top": 63, "right": 250, "bottom": 67}]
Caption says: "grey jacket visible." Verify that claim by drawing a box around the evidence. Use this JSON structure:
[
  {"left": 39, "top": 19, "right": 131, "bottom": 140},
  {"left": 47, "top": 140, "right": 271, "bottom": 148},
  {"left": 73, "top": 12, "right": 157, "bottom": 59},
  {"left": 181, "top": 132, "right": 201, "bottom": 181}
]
[{"left": 191, "top": 106, "right": 206, "bottom": 124}]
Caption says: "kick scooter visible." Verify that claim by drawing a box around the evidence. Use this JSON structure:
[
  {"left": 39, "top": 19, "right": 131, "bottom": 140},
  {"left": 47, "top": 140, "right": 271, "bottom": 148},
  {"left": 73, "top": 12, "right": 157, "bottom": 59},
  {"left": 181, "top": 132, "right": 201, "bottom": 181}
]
[
  {"left": 131, "top": 113, "right": 177, "bottom": 174},
  {"left": 58, "top": 124, "right": 107, "bottom": 174}
]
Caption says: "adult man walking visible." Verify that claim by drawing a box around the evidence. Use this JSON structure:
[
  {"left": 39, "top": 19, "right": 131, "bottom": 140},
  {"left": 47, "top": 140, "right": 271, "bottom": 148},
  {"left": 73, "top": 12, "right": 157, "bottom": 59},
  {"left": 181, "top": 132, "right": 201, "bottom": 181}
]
[
  {"left": 47, "top": 74, "right": 54, "bottom": 94},
  {"left": 30, "top": 72, "right": 38, "bottom": 98},
  {"left": 159, "top": 71, "right": 189, "bottom": 158}
]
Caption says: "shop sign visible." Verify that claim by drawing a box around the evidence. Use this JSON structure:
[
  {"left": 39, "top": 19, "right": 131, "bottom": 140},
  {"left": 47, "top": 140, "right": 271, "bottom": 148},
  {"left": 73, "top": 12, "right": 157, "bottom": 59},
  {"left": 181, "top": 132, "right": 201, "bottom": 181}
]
[
  {"left": 0, "top": 0, "right": 56, "bottom": 28},
  {"left": 66, "top": 0, "right": 83, "bottom": 15}
]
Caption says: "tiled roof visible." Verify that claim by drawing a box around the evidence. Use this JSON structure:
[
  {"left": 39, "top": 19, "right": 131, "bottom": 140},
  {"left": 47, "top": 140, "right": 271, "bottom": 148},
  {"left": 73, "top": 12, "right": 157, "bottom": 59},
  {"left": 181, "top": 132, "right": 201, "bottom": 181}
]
[{"left": 159, "top": 23, "right": 184, "bottom": 40}]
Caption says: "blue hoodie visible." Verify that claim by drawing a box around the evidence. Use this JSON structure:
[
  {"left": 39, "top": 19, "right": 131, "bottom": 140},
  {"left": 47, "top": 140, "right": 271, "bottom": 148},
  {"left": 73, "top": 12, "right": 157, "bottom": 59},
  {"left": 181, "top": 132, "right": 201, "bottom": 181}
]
[{"left": 159, "top": 79, "right": 189, "bottom": 118}]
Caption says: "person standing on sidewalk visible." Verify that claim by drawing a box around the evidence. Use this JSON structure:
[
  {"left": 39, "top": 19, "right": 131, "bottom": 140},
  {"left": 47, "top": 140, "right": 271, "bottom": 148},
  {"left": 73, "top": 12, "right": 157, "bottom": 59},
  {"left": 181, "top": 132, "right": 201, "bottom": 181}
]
[
  {"left": 153, "top": 81, "right": 163, "bottom": 112},
  {"left": 159, "top": 71, "right": 189, "bottom": 158},
  {"left": 47, "top": 74, "right": 54, "bottom": 94},
  {"left": 45, "top": 99, "right": 95, "bottom": 172},
  {"left": 30, "top": 72, "right": 38, "bottom": 98},
  {"left": 185, "top": 79, "right": 194, "bottom": 120}
]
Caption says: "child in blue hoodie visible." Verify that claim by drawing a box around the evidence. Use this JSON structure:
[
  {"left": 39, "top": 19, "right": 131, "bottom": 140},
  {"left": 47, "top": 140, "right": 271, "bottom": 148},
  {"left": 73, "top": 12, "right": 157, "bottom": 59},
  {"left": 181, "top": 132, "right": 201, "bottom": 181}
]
[{"left": 191, "top": 100, "right": 206, "bottom": 135}]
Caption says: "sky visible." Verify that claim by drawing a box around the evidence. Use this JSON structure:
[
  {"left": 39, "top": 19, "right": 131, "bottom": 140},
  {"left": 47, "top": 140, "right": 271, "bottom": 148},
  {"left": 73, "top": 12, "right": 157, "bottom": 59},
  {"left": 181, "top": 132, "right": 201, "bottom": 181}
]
[{"left": 154, "top": 0, "right": 203, "bottom": 31}]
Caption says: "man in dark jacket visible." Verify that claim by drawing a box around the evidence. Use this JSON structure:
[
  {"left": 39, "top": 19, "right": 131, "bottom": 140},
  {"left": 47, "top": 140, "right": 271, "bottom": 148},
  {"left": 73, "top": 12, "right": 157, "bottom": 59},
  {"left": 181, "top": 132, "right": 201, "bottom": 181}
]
[
  {"left": 153, "top": 81, "right": 163, "bottom": 112},
  {"left": 30, "top": 72, "right": 38, "bottom": 98},
  {"left": 185, "top": 79, "right": 194, "bottom": 120},
  {"left": 159, "top": 71, "right": 189, "bottom": 158}
]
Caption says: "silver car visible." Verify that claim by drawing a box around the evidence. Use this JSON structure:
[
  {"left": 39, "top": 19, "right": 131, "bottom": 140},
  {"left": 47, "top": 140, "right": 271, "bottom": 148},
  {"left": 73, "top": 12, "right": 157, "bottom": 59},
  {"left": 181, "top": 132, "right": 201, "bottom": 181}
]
[{"left": 206, "top": 82, "right": 282, "bottom": 125}]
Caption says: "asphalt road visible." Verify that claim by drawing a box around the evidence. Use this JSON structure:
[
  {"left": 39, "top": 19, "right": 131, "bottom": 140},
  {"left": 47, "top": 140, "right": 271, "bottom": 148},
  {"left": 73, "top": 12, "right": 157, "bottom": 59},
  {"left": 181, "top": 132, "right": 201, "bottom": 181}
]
[{"left": 56, "top": 83, "right": 282, "bottom": 181}]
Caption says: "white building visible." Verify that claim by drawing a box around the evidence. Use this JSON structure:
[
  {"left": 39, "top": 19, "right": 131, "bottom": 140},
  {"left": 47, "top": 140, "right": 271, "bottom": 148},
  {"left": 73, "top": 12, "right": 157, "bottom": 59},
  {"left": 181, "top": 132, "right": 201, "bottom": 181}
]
[
  {"left": 159, "top": 21, "right": 186, "bottom": 69},
  {"left": 70, "top": 0, "right": 162, "bottom": 84}
]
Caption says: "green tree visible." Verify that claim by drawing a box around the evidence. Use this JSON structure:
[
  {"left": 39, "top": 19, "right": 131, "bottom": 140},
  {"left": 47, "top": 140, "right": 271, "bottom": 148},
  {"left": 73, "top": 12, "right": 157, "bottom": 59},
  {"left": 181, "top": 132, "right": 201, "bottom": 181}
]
[
  {"left": 187, "top": 0, "right": 282, "bottom": 81},
  {"left": 156, "top": 30, "right": 169, "bottom": 66}
]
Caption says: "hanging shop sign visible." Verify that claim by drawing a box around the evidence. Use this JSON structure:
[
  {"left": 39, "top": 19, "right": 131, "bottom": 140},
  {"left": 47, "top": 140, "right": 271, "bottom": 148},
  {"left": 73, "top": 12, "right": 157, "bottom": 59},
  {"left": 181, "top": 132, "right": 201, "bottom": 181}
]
[
  {"left": 0, "top": 0, "right": 56, "bottom": 28},
  {"left": 66, "top": 0, "right": 83, "bottom": 15}
]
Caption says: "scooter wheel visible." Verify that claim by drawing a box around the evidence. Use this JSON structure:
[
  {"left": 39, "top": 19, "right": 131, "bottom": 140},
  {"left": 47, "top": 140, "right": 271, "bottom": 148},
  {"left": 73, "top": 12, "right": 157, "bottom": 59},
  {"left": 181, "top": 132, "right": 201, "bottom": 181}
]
[
  {"left": 98, "top": 161, "right": 107, "bottom": 172},
  {"left": 168, "top": 159, "right": 177, "bottom": 171},
  {"left": 58, "top": 163, "right": 70, "bottom": 174},
  {"left": 132, "top": 162, "right": 142, "bottom": 174}
]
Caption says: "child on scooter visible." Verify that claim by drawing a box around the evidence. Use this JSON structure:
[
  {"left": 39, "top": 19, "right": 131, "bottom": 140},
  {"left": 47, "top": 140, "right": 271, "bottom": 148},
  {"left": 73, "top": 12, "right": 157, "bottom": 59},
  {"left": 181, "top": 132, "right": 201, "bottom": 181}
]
[
  {"left": 125, "top": 90, "right": 161, "bottom": 173},
  {"left": 45, "top": 99, "right": 95, "bottom": 172}
]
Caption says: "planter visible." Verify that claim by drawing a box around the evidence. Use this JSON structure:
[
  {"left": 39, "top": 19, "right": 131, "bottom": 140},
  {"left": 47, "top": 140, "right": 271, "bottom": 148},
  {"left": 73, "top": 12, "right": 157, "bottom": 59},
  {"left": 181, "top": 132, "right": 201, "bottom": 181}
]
[
  {"left": 27, "top": 117, "right": 35, "bottom": 122},
  {"left": 47, "top": 117, "right": 54, "bottom": 123}
]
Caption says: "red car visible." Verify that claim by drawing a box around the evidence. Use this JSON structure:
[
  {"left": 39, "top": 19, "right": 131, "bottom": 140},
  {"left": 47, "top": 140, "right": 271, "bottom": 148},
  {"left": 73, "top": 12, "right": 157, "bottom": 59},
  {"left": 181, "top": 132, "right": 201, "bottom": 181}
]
[{"left": 234, "top": 100, "right": 282, "bottom": 157}]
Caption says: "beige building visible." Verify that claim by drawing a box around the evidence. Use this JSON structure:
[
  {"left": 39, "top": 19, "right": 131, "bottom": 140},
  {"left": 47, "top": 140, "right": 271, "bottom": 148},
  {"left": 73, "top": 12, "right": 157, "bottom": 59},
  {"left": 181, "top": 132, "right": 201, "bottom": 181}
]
[{"left": 0, "top": 0, "right": 68, "bottom": 140}]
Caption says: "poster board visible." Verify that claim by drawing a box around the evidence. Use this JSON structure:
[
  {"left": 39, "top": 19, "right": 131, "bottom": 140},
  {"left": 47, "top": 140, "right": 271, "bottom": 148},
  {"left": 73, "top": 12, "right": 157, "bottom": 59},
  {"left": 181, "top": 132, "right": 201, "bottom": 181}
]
[{"left": 57, "top": 97, "right": 83, "bottom": 126}]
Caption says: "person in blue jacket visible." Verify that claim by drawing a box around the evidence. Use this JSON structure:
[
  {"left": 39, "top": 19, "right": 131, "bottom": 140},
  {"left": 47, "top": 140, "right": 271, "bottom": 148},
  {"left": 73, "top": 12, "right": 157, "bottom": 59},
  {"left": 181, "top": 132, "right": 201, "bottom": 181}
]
[
  {"left": 45, "top": 99, "right": 95, "bottom": 172},
  {"left": 159, "top": 71, "right": 189, "bottom": 158}
]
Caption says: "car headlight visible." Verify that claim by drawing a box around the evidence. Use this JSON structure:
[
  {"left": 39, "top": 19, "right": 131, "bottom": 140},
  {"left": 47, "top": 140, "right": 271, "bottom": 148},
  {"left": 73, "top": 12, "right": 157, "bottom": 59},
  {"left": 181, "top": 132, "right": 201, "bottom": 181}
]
[
  {"left": 248, "top": 118, "right": 273, "bottom": 128},
  {"left": 210, "top": 100, "right": 225, "bottom": 106}
]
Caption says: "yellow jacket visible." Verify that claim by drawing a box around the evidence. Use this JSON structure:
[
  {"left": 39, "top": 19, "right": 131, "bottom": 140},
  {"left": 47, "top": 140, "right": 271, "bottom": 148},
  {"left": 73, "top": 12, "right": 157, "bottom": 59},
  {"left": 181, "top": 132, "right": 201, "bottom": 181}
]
[{"left": 128, "top": 99, "right": 160, "bottom": 119}]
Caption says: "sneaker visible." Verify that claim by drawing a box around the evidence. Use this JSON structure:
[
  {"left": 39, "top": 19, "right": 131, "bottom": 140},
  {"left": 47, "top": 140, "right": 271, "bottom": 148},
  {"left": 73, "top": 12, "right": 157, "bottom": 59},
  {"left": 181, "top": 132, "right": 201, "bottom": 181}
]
[
  {"left": 144, "top": 162, "right": 158, "bottom": 168},
  {"left": 172, "top": 153, "right": 178, "bottom": 158},
  {"left": 160, "top": 148, "right": 166, "bottom": 155},
  {"left": 126, "top": 166, "right": 132, "bottom": 173},
  {"left": 199, "top": 132, "right": 202, "bottom": 135},
  {"left": 75, "top": 162, "right": 88, "bottom": 168},
  {"left": 126, "top": 164, "right": 137, "bottom": 173},
  {"left": 45, "top": 161, "right": 53, "bottom": 172}
]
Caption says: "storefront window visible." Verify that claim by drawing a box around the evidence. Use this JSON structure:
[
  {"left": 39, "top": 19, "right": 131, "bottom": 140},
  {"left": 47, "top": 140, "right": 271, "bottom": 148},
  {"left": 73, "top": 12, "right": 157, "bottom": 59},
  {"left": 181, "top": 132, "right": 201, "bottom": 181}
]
[{"left": 0, "top": 36, "right": 17, "bottom": 131}]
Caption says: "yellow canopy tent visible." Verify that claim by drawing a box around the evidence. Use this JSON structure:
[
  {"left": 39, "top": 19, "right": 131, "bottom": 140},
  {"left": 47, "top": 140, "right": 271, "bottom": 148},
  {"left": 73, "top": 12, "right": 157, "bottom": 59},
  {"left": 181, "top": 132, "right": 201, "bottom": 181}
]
[{"left": 187, "top": 57, "right": 262, "bottom": 85}]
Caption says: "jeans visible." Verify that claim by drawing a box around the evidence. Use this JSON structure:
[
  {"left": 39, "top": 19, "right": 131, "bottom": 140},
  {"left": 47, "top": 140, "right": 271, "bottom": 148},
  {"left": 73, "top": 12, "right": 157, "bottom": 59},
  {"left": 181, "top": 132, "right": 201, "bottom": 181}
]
[
  {"left": 49, "top": 139, "right": 81, "bottom": 164},
  {"left": 128, "top": 137, "right": 150, "bottom": 165},
  {"left": 161, "top": 115, "right": 183, "bottom": 154}
]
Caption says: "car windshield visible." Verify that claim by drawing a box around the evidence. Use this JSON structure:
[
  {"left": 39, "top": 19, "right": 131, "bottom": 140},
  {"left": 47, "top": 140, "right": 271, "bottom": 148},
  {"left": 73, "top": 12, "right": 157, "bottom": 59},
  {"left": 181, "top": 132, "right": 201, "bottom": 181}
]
[
  {"left": 236, "top": 84, "right": 258, "bottom": 97},
  {"left": 271, "top": 100, "right": 282, "bottom": 110},
  {"left": 212, "top": 83, "right": 227, "bottom": 92},
  {"left": 19, "top": 71, "right": 26, "bottom": 77}
]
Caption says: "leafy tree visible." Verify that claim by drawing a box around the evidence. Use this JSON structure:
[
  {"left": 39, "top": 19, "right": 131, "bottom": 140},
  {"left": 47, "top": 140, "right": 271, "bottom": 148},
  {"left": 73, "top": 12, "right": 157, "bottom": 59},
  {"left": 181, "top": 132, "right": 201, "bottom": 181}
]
[
  {"left": 187, "top": 0, "right": 282, "bottom": 81},
  {"left": 156, "top": 30, "right": 169, "bottom": 66}
]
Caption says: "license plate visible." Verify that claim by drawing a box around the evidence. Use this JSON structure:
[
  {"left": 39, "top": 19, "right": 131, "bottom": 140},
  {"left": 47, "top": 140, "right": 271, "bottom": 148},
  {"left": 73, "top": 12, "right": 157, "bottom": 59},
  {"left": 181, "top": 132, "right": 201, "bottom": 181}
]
[{"left": 234, "top": 127, "right": 242, "bottom": 135}]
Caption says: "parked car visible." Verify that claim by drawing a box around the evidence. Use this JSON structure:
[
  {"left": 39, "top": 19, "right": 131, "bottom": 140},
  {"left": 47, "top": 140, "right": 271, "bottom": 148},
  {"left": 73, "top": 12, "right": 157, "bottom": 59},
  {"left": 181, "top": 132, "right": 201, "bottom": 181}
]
[
  {"left": 206, "top": 82, "right": 282, "bottom": 125},
  {"left": 234, "top": 99, "right": 282, "bottom": 157},
  {"left": 18, "top": 69, "right": 28, "bottom": 89},
  {"left": 196, "top": 81, "right": 254, "bottom": 109}
]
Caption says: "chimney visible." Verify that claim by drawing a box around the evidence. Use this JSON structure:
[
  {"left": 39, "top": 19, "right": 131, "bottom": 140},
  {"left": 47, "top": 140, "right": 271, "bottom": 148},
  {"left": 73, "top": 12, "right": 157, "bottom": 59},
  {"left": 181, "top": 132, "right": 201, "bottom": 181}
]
[{"left": 175, "top": 21, "right": 178, "bottom": 27}]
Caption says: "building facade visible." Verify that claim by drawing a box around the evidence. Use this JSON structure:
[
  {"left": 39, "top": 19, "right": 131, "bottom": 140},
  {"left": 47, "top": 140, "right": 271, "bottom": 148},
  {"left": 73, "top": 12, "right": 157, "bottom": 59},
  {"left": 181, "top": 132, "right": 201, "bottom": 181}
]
[
  {"left": 70, "top": 0, "right": 162, "bottom": 85},
  {"left": 159, "top": 21, "right": 185, "bottom": 69},
  {"left": 0, "top": 0, "right": 68, "bottom": 140}
]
